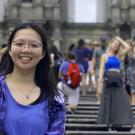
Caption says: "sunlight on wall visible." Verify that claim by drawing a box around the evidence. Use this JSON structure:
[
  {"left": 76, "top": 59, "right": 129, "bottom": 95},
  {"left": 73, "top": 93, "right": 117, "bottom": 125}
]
[
  {"left": 74, "top": 0, "right": 97, "bottom": 23},
  {"left": 67, "top": 0, "right": 106, "bottom": 23},
  {"left": 0, "top": 0, "right": 5, "bottom": 22}
]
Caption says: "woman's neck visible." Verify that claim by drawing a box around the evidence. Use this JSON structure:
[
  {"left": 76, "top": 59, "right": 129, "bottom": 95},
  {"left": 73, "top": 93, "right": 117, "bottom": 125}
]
[
  {"left": 7, "top": 68, "right": 35, "bottom": 85},
  {"left": 109, "top": 50, "right": 116, "bottom": 56}
]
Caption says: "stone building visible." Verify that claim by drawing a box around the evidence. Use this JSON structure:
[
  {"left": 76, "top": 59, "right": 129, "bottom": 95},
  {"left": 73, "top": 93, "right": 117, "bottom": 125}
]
[{"left": 0, "top": 0, "right": 135, "bottom": 50}]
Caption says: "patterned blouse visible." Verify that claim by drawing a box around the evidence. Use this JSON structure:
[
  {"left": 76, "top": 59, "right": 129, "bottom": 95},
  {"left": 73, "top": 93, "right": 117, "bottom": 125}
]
[
  {"left": 125, "top": 54, "right": 135, "bottom": 93},
  {"left": 0, "top": 76, "right": 66, "bottom": 135}
]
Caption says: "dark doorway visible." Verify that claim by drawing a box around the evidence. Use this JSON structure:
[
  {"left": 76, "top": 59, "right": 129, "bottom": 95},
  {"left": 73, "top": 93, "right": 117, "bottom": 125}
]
[{"left": 119, "top": 22, "right": 131, "bottom": 40}]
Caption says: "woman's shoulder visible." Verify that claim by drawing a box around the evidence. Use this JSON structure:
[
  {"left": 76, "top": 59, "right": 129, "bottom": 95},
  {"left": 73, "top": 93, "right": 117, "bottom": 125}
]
[
  {"left": 100, "top": 53, "right": 108, "bottom": 62},
  {"left": 0, "top": 75, "right": 5, "bottom": 86},
  {"left": 54, "top": 90, "right": 65, "bottom": 105},
  {"left": 0, "top": 75, "right": 5, "bottom": 80},
  {"left": 49, "top": 91, "right": 65, "bottom": 113}
]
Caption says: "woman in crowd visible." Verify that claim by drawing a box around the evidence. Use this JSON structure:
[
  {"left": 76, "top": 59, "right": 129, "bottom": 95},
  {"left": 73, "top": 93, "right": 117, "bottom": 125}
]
[
  {"left": 125, "top": 40, "right": 135, "bottom": 104},
  {"left": 97, "top": 36, "right": 133, "bottom": 131},
  {"left": 0, "top": 23, "right": 65, "bottom": 135}
]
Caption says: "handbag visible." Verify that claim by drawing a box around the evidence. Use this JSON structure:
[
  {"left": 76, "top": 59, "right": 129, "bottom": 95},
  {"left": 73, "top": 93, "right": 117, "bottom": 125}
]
[{"left": 104, "top": 70, "right": 122, "bottom": 87}]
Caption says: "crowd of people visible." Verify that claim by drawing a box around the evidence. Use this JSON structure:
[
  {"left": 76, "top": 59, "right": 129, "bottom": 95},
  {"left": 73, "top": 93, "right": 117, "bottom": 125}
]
[
  {"left": 0, "top": 22, "right": 135, "bottom": 133},
  {"left": 50, "top": 35, "right": 135, "bottom": 131}
]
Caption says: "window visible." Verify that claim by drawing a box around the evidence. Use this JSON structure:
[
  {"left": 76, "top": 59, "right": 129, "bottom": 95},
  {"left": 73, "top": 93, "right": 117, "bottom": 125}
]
[
  {"left": 22, "top": 0, "right": 32, "bottom": 3},
  {"left": 22, "top": 0, "right": 32, "bottom": 7},
  {"left": 67, "top": 0, "right": 106, "bottom": 23}
]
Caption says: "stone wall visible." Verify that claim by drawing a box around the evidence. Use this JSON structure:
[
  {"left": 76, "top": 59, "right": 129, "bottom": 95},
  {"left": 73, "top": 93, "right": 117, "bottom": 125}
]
[{"left": 1, "top": 0, "right": 135, "bottom": 50}]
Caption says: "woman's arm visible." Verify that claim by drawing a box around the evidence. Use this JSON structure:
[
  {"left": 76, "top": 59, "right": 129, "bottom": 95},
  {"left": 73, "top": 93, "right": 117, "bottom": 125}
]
[
  {"left": 97, "top": 54, "right": 106, "bottom": 92},
  {"left": 116, "top": 36, "right": 130, "bottom": 58},
  {"left": 46, "top": 93, "right": 66, "bottom": 135}
]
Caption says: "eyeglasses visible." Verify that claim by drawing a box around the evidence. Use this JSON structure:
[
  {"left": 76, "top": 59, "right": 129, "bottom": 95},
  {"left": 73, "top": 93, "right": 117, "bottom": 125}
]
[{"left": 12, "top": 40, "right": 42, "bottom": 49}]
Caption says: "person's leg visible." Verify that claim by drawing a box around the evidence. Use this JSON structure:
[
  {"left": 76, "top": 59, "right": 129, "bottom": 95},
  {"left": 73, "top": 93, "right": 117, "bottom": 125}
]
[
  {"left": 80, "top": 73, "right": 88, "bottom": 96},
  {"left": 68, "top": 87, "right": 80, "bottom": 113},
  {"left": 96, "top": 81, "right": 103, "bottom": 104},
  {"left": 131, "top": 92, "right": 135, "bottom": 105},
  {"left": 95, "top": 71, "right": 102, "bottom": 104}
]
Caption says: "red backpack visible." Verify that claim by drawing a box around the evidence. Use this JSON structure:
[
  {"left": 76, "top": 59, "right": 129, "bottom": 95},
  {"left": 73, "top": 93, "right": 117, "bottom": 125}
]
[{"left": 64, "top": 63, "right": 81, "bottom": 89}]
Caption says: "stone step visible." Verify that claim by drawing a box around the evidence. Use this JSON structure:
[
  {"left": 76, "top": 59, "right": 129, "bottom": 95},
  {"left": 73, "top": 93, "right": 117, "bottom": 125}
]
[
  {"left": 66, "top": 123, "right": 132, "bottom": 131},
  {"left": 66, "top": 114, "right": 96, "bottom": 118},
  {"left": 73, "top": 110, "right": 98, "bottom": 114},
  {"left": 66, "top": 118, "right": 97, "bottom": 124},
  {"left": 66, "top": 123, "right": 107, "bottom": 131},
  {"left": 65, "top": 130, "right": 135, "bottom": 135},
  {"left": 65, "top": 91, "right": 135, "bottom": 135},
  {"left": 67, "top": 110, "right": 135, "bottom": 116}
]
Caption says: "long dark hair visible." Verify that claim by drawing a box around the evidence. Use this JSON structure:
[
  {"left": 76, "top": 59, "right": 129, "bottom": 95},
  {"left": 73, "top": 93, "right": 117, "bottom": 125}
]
[{"left": 0, "top": 23, "right": 59, "bottom": 103}]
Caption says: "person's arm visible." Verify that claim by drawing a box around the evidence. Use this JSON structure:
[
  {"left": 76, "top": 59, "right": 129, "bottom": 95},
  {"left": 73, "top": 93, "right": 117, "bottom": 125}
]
[
  {"left": 50, "top": 53, "right": 55, "bottom": 67},
  {"left": 116, "top": 36, "right": 130, "bottom": 57},
  {"left": 46, "top": 92, "right": 66, "bottom": 135},
  {"left": 0, "top": 47, "right": 7, "bottom": 55},
  {"left": 97, "top": 54, "right": 106, "bottom": 92},
  {"left": 91, "top": 50, "right": 97, "bottom": 75}
]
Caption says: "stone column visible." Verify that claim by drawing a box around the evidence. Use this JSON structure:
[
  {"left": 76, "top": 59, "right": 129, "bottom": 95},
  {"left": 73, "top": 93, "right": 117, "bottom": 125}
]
[
  {"left": 120, "top": 0, "right": 129, "bottom": 22},
  {"left": 111, "top": 0, "right": 121, "bottom": 24},
  {"left": 97, "top": 0, "right": 107, "bottom": 23},
  {"left": 66, "top": 0, "right": 75, "bottom": 22},
  {"left": 129, "top": 0, "right": 135, "bottom": 22},
  {"left": 51, "top": 23, "right": 62, "bottom": 51},
  {"left": 0, "top": 0, "right": 6, "bottom": 45},
  {"left": 51, "top": 0, "right": 63, "bottom": 50}
]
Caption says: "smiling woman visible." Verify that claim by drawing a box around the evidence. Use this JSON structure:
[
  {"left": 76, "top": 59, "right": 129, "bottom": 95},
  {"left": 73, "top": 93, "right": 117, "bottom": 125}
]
[
  {"left": 0, "top": 23, "right": 65, "bottom": 135},
  {"left": 9, "top": 28, "right": 44, "bottom": 71}
]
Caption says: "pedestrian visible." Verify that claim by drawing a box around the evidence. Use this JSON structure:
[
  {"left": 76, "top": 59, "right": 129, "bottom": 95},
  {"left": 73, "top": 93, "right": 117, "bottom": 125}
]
[
  {"left": 125, "top": 39, "right": 135, "bottom": 104},
  {"left": 49, "top": 45, "right": 63, "bottom": 84},
  {"left": 91, "top": 39, "right": 107, "bottom": 104},
  {"left": 0, "top": 23, "right": 65, "bottom": 135},
  {"left": 72, "top": 39, "right": 92, "bottom": 95},
  {"left": 57, "top": 52, "right": 84, "bottom": 113},
  {"left": 97, "top": 36, "right": 133, "bottom": 131}
]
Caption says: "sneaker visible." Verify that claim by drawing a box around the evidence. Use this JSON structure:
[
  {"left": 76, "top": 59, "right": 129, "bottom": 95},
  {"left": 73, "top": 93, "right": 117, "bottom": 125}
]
[
  {"left": 108, "top": 127, "right": 117, "bottom": 133},
  {"left": 66, "top": 108, "right": 75, "bottom": 114}
]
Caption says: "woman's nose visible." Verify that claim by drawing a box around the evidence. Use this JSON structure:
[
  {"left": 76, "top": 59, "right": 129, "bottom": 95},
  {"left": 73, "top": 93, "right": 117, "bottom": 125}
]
[{"left": 22, "top": 44, "right": 31, "bottom": 52}]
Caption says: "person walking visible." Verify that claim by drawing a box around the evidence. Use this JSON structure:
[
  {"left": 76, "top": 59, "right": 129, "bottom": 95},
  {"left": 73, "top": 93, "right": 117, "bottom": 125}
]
[
  {"left": 91, "top": 39, "right": 107, "bottom": 104},
  {"left": 125, "top": 40, "right": 135, "bottom": 104},
  {"left": 0, "top": 23, "right": 65, "bottom": 135},
  {"left": 57, "top": 52, "right": 84, "bottom": 113}
]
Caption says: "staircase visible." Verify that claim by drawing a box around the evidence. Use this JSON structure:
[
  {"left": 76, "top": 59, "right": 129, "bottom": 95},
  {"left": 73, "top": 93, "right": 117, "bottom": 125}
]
[{"left": 65, "top": 91, "right": 135, "bottom": 135}]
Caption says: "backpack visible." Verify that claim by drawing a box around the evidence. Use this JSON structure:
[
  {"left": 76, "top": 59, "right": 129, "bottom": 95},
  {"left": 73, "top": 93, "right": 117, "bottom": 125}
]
[{"left": 64, "top": 63, "right": 81, "bottom": 89}]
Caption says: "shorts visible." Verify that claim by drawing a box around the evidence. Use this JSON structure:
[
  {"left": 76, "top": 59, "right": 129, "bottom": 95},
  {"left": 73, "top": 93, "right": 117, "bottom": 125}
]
[{"left": 57, "top": 81, "right": 80, "bottom": 106}]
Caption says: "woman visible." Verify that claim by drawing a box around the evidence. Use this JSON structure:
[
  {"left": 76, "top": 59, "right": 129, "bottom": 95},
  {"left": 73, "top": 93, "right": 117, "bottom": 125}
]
[
  {"left": 0, "top": 23, "right": 65, "bottom": 135},
  {"left": 125, "top": 40, "right": 135, "bottom": 104},
  {"left": 97, "top": 36, "right": 133, "bottom": 131}
]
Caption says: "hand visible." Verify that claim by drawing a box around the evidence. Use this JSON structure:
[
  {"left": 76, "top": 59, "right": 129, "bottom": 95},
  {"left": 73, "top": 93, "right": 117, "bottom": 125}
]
[{"left": 115, "top": 36, "right": 122, "bottom": 42}]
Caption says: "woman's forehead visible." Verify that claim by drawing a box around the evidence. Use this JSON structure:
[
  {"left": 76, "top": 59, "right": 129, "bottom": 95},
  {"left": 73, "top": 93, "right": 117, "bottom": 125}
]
[{"left": 14, "top": 28, "right": 42, "bottom": 41}]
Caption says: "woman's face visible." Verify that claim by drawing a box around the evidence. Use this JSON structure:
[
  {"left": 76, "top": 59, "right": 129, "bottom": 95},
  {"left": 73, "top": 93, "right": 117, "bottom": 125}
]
[
  {"left": 111, "top": 39, "right": 120, "bottom": 52},
  {"left": 9, "top": 28, "right": 45, "bottom": 71}
]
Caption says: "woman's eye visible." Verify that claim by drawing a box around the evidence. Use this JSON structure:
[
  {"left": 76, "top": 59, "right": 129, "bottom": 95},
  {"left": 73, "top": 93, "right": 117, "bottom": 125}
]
[{"left": 14, "top": 42, "right": 24, "bottom": 47}]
